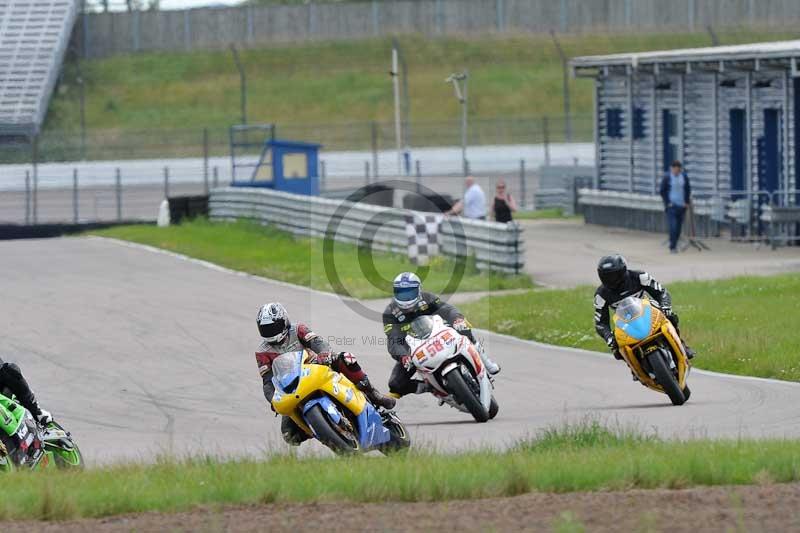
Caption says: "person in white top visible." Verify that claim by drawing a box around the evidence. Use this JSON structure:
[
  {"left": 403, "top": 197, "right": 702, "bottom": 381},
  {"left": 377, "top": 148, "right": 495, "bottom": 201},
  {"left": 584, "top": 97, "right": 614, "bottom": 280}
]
[{"left": 445, "top": 176, "right": 487, "bottom": 220}]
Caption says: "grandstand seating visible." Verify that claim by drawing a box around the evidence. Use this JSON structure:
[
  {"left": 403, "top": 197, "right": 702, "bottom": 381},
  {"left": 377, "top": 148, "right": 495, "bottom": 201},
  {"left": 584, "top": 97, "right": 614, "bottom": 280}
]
[{"left": 0, "top": 0, "right": 78, "bottom": 137}]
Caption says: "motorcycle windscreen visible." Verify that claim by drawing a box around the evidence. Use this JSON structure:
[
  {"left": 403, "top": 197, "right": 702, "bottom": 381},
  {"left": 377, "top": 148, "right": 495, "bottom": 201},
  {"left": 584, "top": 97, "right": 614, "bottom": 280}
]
[
  {"left": 614, "top": 298, "right": 652, "bottom": 341},
  {"left": 272, "top": 351, "right": 303, "bottom": 393}
]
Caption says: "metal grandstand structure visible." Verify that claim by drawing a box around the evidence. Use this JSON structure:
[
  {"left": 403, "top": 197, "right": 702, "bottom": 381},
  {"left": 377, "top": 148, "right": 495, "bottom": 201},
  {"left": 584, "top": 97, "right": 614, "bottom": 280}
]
[{"left": 0, "top": 0, "right": 78, "bottom": 138}]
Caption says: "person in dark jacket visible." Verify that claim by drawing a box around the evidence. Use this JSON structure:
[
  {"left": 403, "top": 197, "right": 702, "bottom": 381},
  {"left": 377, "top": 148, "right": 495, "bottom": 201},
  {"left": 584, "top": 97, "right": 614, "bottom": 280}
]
[
  {"left": 382, "top": 272, "right": 500, "bottom": 398},
  {"left": 593, "top": 255, "right": 694, "bottom": 362},
  {"left": 0, "top": 358, "right": 52, "bottom": 426},
  {"left": 659, "top": 160, "right": 692, "bottom": 253}
]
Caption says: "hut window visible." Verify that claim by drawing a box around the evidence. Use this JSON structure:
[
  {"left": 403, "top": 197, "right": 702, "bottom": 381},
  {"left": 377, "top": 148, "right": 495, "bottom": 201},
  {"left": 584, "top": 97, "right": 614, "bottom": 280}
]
[
  {"left": 606, "top": 108, "right": 624, "bottom": 139},
  {"left": 633, "top": 107, "right": 646, "bottom": 140}
]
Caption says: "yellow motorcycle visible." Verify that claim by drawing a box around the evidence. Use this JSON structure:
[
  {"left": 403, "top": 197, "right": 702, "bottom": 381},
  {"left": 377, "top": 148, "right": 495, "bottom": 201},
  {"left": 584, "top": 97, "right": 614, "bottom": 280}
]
[
  {"left": 270, "top": 350, "right": 410, "bottom": 454},
  {"left": 614, "top": 296, "right": 692, "bottom": 406}
]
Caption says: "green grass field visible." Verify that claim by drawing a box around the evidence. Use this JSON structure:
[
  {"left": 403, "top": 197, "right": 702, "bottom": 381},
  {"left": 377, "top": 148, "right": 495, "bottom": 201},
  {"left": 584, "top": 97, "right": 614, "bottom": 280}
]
[
  {"left": 90, "top": 219, "right": 533, "bottom": 298},
  {"left": 4, "top": 421, "right": 800, "bottom": 521},
  {"left": 462, "top": 273, "right": 800, "bottom": 381},
  {"left": 49, "top": 29, "right": 796, "bottom": 139}
]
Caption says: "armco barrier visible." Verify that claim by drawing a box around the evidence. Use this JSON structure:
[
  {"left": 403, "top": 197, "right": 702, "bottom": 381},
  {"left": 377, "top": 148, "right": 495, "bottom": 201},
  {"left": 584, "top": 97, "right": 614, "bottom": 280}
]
[
  {"left": 578, "top": 188, "right": 715, "bottom": 237},
  {"left": 209, "top": 187, "right": 524, "bottom": 273}
]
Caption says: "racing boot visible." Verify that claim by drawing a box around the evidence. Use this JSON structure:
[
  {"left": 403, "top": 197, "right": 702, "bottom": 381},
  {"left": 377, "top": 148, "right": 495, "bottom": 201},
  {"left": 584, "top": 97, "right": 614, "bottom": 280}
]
[
  {"left": 357, "top": 378, "right": 396, "bottom": 410},
  {"left": 476, "top": 343, "right": 501, "bottom": 375},
  {"left": 281, "top": 417, "right": 309, "bottom": 447},
  {"left": 683, "top": 343, "right": 696, "bottom": 360}
]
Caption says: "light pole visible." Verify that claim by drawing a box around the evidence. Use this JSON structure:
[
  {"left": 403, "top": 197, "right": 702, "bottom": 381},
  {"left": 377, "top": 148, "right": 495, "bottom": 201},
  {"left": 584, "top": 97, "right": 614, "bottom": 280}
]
[
  {"left": 446, "top": 70, "right": 469, "bottom": 176},
  {"left": 391, "top": 44, "right": 403, "bottom": 175}
]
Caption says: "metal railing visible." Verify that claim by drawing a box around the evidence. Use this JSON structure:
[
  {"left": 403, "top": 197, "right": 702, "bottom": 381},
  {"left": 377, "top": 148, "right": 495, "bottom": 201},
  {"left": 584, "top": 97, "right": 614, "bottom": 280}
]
[
  {"left": 208, "top": 187, "right": 525, "bottom": 273},
  {"left": 578, "top": 188, "right": 800, "bottom": 247}
]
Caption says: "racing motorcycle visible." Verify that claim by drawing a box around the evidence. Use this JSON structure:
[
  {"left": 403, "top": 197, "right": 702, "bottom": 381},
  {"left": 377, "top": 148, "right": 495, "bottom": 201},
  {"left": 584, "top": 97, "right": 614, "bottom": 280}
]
[
  {"left": 406, "top": 315, "right": 499, "bottom": 423},
  {"left": 270, "top": 350, "right": 410, "bottom": 455},
  {"left": 0, "top": 392, "right": 84, "bottom": 472},
  {"left": 614, "top": 296, "right": 692, "bottom": 406}
]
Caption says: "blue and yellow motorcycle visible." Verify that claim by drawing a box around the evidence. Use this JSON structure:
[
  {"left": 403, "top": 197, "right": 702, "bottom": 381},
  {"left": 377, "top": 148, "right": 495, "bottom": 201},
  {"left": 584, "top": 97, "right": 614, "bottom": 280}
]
[
  {"left": 270, "top": 350, "right": 410, "bottom": 454},
  {"left": 614, "top": 296, "right": 692, "bottom": 406}
]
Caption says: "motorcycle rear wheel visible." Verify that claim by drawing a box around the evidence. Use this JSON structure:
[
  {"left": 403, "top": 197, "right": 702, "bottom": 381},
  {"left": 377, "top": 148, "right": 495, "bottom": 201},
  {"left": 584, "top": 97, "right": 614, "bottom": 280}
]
[
  {"left": 380, "top": 414, "right": 411, "bottom": 454},
  {"left": 647, "top": 349, "right": 686, "bottom": 406},
  {"left": 444, "top": 368, "right": 490, "bottom": 423},
  {"left": 304, "top": 404, "right": 360, "bottom": 454},
  {"left": 489, "top": 397, "right": 499, "bottom": 420}
]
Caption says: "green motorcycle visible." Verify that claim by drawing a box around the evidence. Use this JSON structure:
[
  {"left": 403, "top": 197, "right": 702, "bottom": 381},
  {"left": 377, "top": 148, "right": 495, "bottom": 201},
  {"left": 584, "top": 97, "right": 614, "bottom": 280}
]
[{"left": 0, "top": 392, "right": 83, "bottom": 472}]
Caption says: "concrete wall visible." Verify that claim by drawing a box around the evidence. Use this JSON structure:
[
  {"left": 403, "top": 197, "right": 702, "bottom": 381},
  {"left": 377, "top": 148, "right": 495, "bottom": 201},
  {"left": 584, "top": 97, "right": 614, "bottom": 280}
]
[{"left": 74, "top": 0, "right": 800, "bottom": 58}]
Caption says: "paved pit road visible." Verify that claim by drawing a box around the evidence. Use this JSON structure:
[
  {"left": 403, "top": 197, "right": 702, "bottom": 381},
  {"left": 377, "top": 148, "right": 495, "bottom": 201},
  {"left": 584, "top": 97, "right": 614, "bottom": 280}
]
[{"left": 1, "top": 237, "right": 799, "bottom": 464}]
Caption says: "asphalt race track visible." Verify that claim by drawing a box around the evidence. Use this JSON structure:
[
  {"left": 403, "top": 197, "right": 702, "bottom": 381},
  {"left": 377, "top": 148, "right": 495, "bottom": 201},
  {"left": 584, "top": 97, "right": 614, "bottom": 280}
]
[{"left": 2, "top": 237, "right": 800, "bottom": 464}]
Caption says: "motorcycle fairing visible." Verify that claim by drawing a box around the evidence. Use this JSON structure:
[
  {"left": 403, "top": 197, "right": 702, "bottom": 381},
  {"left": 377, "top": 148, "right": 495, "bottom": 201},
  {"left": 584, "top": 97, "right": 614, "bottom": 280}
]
[{"left": 355, "top": 403, "right": 391, "bottom": 448}]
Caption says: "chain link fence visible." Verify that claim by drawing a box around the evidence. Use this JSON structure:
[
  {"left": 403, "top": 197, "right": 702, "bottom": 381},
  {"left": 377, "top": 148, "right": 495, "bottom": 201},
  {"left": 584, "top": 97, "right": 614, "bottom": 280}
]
[{"left": 0, "top": 115, "right": 593, "bottom": 225}]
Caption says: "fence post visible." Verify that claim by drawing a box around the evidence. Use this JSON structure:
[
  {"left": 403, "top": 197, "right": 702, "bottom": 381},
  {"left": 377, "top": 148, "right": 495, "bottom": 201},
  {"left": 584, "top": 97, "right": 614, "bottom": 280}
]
[
  {"left": 213, "top": 166, "right": 219, "bottom": 188},
  {"left": 543, "top": 117, "right": 551, "bottom": 166},
  {"left": 25, "top": 171, "right": 30, "bottom": 225},
  {"left": 115, "top": 168, "right": 122, "bottom": 221},
  {"left": 496, "top": 0, "right": 504, "bottom": 32},
  {"left": 463, "top": 159, "right": 470, "bottom": 177},
  {"left": 246, "top": 5, "right": 255, "bottom": 43},
  {"left": 32, "top": 136, "right": 38, "bottom": 224},
  {"left": 371, "top": 121, "right": 379, "bottom": 178},
  {"left": 415, "top": 160, "right": 421, "bottom": 194},
  {"left": 519, "top": 159, "right": 526, "bottom": 209},
  {"left": 73, "top": 169, "right": 79, "bottom": 224},
  {"left": 435, "top": 0, "right": 443, "bottom": 34},
  {"left": 203, "top": 128, "right": 209, "bottom": 194},
  {"left": 183, "top": 10, "right": 191, "bottom": 51},
  {"left": 364, "top": 161, "right": 370, "bottom": 185},
  {"left": 132, "top": 9, "right": 140, "bottom": 51},
  {"left": 163, "top": 166, "right": 170, "bottom": 198},
  {"left": 81, "top": 0, "right": 90, "bottom": 59},
  {"left": 320, "top": 160, "right": 327, "bottom": 192},
  {"left": 371, "top": 0, "right": 380, "bottom": 36}
]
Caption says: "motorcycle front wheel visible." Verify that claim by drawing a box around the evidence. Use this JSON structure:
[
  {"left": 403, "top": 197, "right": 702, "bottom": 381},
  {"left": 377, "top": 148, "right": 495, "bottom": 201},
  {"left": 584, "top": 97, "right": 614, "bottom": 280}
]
[
  {"left": 444, "top": 368, "right": 490, "bottom": 422},
  {"left": 647, "top": 349, "right": 686, "bottom": 406},
  {"left": 304, "top": 404, "right": 360, "bottom": 454}
]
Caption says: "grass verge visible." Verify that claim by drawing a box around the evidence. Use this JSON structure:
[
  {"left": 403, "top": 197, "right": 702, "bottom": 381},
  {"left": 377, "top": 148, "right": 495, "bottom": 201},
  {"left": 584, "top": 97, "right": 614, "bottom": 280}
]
[
  {"left": 462, "top": 273, "right": 800, "bottom": 381},
  {"left": 49, "top": 29, "right": 796, "bottom": 136},
  {"left": 513, "top": 208, "right": 581, "bottom": 220},
  {"left": 89, "top": 218, "right": 533, "bottom": 299},
  {"left": 3, "top": 420, "right": 800, "bottom": 521}
]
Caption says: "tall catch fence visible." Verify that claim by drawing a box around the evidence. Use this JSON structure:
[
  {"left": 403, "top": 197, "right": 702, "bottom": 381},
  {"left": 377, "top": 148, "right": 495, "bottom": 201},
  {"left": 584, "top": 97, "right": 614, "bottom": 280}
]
[{"left": 75, "top": 0, "right": 800, "bottom": 57}]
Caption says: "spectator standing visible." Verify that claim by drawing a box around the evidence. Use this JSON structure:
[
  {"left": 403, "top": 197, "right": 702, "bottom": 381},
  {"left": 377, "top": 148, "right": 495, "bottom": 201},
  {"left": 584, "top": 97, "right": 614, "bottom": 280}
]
[
  {"left": 446, "top": 176, "right": 487, "bottom": 220},
  {"left": 492, "top": 179, "right": 517, "bottom": 223},
  {"left": 659, "top": 160, "right": 692, "bottom": 254}
]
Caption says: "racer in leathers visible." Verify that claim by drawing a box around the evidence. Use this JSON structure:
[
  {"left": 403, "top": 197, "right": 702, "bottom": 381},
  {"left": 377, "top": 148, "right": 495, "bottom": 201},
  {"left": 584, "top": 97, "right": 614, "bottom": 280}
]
[
  {"left": 255, "top": 302, "right": 396, "bottom": 446},
  {"left": 0, "top": 357, "right": 52, "bottom": 426},
  {"left": 594, "top": 254, "right": 695, "bottom": 362},
  {"left": 382, "top": 272, "right": 500, "bottom": 398}
]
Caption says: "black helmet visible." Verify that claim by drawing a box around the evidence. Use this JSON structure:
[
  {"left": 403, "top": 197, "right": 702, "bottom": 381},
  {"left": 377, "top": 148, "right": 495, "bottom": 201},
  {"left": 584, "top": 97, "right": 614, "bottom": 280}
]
[{"left": 597, "top": 255, "right": 628, "bottom": 290}]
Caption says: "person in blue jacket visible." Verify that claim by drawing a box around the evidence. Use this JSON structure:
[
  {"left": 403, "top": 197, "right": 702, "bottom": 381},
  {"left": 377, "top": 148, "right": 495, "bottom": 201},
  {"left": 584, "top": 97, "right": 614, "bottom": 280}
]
[{"left": 659, "top": 160, "right": 692, "bottom": 253}]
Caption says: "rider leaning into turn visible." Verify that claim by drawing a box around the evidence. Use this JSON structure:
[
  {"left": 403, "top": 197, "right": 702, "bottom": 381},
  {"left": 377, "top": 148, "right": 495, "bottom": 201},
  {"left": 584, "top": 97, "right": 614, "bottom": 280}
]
[
  {"left": 254, "top": 302, "right": 396, "bottom": 446},
  {"left": 594, "top": 254, "right": 695, "bottom": 361},
  {"left": 382, "top": 272, "right": 501, "bottom": 398},
  {"left": 0, "top": 357, "right": 52, "bottom": 426}
]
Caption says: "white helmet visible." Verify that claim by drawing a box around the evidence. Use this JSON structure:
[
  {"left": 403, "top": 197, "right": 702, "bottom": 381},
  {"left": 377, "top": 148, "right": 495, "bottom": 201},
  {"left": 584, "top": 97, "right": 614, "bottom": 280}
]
[
  {"left": 257, "top": 302, "right": 290, "bottom": 344},
  {"left": 392, "top": 272, "right": 422, "bottom": 310}
]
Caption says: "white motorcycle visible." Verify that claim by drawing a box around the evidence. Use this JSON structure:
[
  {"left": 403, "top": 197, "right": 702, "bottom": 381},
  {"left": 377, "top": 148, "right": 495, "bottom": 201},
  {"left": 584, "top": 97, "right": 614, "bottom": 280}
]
[{"left": 405, "top": 315, "right": 499, "bottom": 423}]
